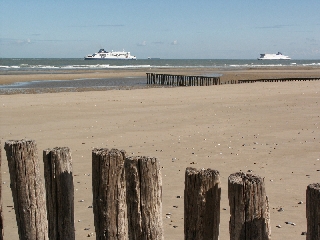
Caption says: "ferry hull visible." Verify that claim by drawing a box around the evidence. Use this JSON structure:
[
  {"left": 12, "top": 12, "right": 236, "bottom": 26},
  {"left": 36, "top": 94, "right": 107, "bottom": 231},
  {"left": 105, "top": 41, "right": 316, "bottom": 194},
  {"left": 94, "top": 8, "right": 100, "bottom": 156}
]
[
  {"left": 84, "top": 48, "right": 137, "bottom": 60},
  {"left": 257, "top": 52, "right": 291, "bottom": 60},
  {"left": 84, "top": 58, "right": 136, "bottom": 60}
]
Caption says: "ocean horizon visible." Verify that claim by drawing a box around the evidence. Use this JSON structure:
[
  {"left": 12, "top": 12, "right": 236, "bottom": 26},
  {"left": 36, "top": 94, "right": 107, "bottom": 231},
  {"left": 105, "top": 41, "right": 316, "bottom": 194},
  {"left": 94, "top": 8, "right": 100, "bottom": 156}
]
[{"left": 1, "top": 58, "right": 320, "bottom": 72}]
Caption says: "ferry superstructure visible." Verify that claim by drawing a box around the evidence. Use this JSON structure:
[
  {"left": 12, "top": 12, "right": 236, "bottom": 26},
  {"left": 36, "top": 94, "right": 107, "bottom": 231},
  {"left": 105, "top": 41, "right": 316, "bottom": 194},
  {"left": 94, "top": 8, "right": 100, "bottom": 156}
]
[
  {"left": 258, "top": 52, "right": 291, "bottom": 60},
  {"left": 84, "top": 49, "right": 137, "bottom": 60}
]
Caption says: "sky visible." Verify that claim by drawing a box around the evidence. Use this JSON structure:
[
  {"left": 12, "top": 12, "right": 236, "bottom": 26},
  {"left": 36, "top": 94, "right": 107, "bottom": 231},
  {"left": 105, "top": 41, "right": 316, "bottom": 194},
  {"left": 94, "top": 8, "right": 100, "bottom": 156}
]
[{"left": 0, "top": 1, "right": 319, "bottom": 59}]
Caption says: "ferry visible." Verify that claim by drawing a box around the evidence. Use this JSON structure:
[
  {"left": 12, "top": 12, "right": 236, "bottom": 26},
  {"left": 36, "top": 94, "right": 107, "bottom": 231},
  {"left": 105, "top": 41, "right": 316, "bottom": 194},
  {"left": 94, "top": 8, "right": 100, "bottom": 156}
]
[
  {"left": 84, "top": 49, "right": 136, "bottom": 60},
  {"left": 257, "top": 52, "right": 291, "bottom": 60}
]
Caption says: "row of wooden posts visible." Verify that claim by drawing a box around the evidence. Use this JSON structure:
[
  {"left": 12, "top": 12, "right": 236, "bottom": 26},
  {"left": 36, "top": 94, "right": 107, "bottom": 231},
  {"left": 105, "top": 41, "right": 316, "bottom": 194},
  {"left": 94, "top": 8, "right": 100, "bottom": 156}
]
[
  {"left": 146, "top": 73, "right": 221, "bottom": 86},
  {"left": 146, "top": 73, "right": 320, "bottom": 86},
  {"left": 238, "top": 77, "right": 320, "bottom": 84},
  {"left": 1, "top": 139, "right": 320, "bottom": 239}
]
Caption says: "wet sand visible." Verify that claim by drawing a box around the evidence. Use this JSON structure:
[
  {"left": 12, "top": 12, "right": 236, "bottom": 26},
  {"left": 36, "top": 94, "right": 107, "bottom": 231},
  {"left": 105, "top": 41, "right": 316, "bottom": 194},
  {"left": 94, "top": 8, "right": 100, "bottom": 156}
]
[
  {"left": 0, "top": 67, "right": 320, "bottom": 239},
  {"left": 1, "top": 66, "right": 320, "bottom": 85}
]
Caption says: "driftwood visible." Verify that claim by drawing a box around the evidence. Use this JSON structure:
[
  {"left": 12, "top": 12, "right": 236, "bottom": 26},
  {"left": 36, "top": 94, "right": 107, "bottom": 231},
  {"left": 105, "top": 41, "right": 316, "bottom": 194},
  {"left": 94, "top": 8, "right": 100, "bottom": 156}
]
[
  {"left": 184, "top": 168, "right": 221, "bottom": 240},
  {"left": 92, "top": 148, "right": 127, "bottom": 240},
  {"left": 306, "top": 183, "right": 320, "bottom": 240},
  {"left": 43, "top": 147, "right": 74, "bottom": 240},
  {"left": 125, "top": 156, "right": 163, "bottom": 240},
  {"left": 228, "top": 172, "right": 271, "bottom": 240},
  {"left": 4, "top": 140, "right": 48, "bottom": 240}
]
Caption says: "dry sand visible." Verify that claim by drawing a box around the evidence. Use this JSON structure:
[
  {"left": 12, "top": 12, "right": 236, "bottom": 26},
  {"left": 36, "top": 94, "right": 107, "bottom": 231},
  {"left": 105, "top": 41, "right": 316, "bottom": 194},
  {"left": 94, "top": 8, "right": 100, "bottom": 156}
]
[{"left": 0, "top": 67, "right": 320, "bottom": 239}]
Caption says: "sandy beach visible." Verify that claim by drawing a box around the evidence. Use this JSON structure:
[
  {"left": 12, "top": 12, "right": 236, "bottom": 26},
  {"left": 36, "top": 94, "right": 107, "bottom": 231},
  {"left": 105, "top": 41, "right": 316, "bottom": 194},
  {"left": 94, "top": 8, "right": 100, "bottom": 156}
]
[{"left": 1, "top": 67, "right": 320, "bottom": 239}]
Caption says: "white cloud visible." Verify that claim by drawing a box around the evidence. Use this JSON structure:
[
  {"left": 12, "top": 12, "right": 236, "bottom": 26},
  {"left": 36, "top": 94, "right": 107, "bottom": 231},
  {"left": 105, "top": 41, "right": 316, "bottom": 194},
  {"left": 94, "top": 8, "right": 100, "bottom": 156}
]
[
  {"left": 137, "top": 41, "right": 147, "bottom": 46},
  {"left": 171, "top": 40, "right": 178, "bottom": 45},
  {"left": 15, "top": 38, "right": 31, "bottom": 44}
]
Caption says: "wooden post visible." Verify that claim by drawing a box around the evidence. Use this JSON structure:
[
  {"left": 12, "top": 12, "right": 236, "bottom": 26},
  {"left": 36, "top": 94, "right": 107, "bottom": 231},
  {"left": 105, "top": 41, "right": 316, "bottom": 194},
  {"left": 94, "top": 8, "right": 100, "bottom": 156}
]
[
  {"left": 125, "top": 156, "right": 163, "bottom": 240},
  {"left": 0, "top": 141, "right": 3, "bottom": 240},
  {"left": 4, "top": 140, "right": 48, "bottom": 240},
  {"left": 184, "top": 168, "right": 221, "bottom": 240},
  {"left": 228, "top": 172, "right": 271, "bottom": 240},
  {"left": 92, "top": 148, "right": 127, "bottom": 240},
  {"left": 43, "top": 147, "right": 74, "bottom": 240},
  {"left": 146, "top": 73, "right": 150, "bottom": 84},
  {"left": 306, "top": 183, "right": 320, "bottom": 240}
]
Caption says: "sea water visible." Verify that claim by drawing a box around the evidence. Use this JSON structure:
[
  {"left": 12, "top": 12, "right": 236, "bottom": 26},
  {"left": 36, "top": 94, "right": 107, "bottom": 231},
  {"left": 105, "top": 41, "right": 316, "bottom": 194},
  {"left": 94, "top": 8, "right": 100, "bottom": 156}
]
[
  {"left": 1, "top": 58, "right": 320, "bottom": 71},
  {"left": 0, "top": 58, "right": 319, "bottom": 93}
]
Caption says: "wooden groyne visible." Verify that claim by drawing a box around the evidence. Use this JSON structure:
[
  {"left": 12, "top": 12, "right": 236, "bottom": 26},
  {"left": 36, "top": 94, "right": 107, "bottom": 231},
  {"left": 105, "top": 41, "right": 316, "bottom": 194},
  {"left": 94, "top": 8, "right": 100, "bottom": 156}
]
[
  {"left": 147, "top": 73, "right": 320, "bottom": 86},
  {"left": 2, "top": 140, "right": 320, "bottom": 239},
  {"left": 238, "top": 77, "right": 320, "bottom": 84},
  {"left": 146, "top": 73, "right": 221, "bottom": 86}
]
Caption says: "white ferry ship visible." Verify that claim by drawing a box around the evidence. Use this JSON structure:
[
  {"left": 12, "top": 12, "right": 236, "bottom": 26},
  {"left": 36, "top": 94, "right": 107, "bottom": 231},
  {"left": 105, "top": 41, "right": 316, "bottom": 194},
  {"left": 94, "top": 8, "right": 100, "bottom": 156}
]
[
  {"left": 258, "top": 52, "right": 291, "bottom": 60},
  {"left": 84, "top": 49, "right": 136, "bottom": 60}
]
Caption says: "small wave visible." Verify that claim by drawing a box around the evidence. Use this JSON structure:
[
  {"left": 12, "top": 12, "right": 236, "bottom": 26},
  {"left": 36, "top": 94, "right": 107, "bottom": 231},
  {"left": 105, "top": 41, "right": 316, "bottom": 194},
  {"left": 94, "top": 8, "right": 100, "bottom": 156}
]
[
  {"left": 106, "top": 65, "right": 151, "bottom": 68},
  {"left": 61, "top": 64, "right": 110, "bottom": 69},
  {"left": 302, "top": 63, "right": 320, "bottom": 66}
]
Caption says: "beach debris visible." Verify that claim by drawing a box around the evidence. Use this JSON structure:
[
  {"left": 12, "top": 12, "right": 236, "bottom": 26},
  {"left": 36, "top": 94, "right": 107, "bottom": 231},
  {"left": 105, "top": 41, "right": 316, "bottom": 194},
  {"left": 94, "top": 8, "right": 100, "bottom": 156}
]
[
  {"left": 87, "top": 232, "right": 94, "bottom": 237},
  {"left": 277, "top": 207, "right": 284, "bottom": 212},
  {"left": 298, "top": 201, "right": 303, "bottom": 204},
  {"left": 301, "top": 232, "right": 307, "bottom": 235},
  {"left": 79, "top": 200, "right": 85, "bottom": 202},
  {"left": 176, "top": 196, "right": 182, "bottom": 198},
  {"left": 173, "top": 205, "right": 178, "bottom": 208},
  {"left": 247, "top": 170, "right": 253, "bottom": 172},
  {"left": 285, "top": 221, "right": 296, "bottom": 226},
  {"left": 173, "top": 226, "right": 178, "bottom": 228},
  {"left": 276, "top": 225, "right": 281, "bottom": 228},
  {"left": 84, "top": 228, "right": 90, "bottom": 230}
]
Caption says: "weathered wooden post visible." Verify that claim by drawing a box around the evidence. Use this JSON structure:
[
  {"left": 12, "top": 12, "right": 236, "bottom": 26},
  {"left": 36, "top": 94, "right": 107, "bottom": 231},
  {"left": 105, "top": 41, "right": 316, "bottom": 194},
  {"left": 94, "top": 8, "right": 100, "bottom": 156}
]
[
  {"left": 228, "top": 172, "right": 271, "bottom": 240},
  {"left": 306, "top": 183, "right": 320, "bottom": 240},
  {"left": 43, "top": 147, "right": 74, "bottom": 240},
  {"left": 4, "top": 140, "right": 48, "bottom": 240},
  {"left": 0, "top": 141, "right": 3, "bottom": 240},
  {"left": 146, "top": 73, "right": 150, "bottom": 84},
  {"left": 184, "top": 168, "right": 221, "bottom": 240},
  {"left": 125, "top": 156, "right": 163, "bottom": 240},
  {"left": 92, "top": 148, "right": 127, "bottom": 240}
]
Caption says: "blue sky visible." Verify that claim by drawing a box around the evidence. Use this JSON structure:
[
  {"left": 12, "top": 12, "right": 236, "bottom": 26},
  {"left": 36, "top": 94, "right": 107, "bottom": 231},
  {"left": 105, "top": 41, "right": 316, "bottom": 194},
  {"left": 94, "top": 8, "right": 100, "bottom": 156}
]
[{"left": 1, "top": 1, "right": 319, "bottom": 59}]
